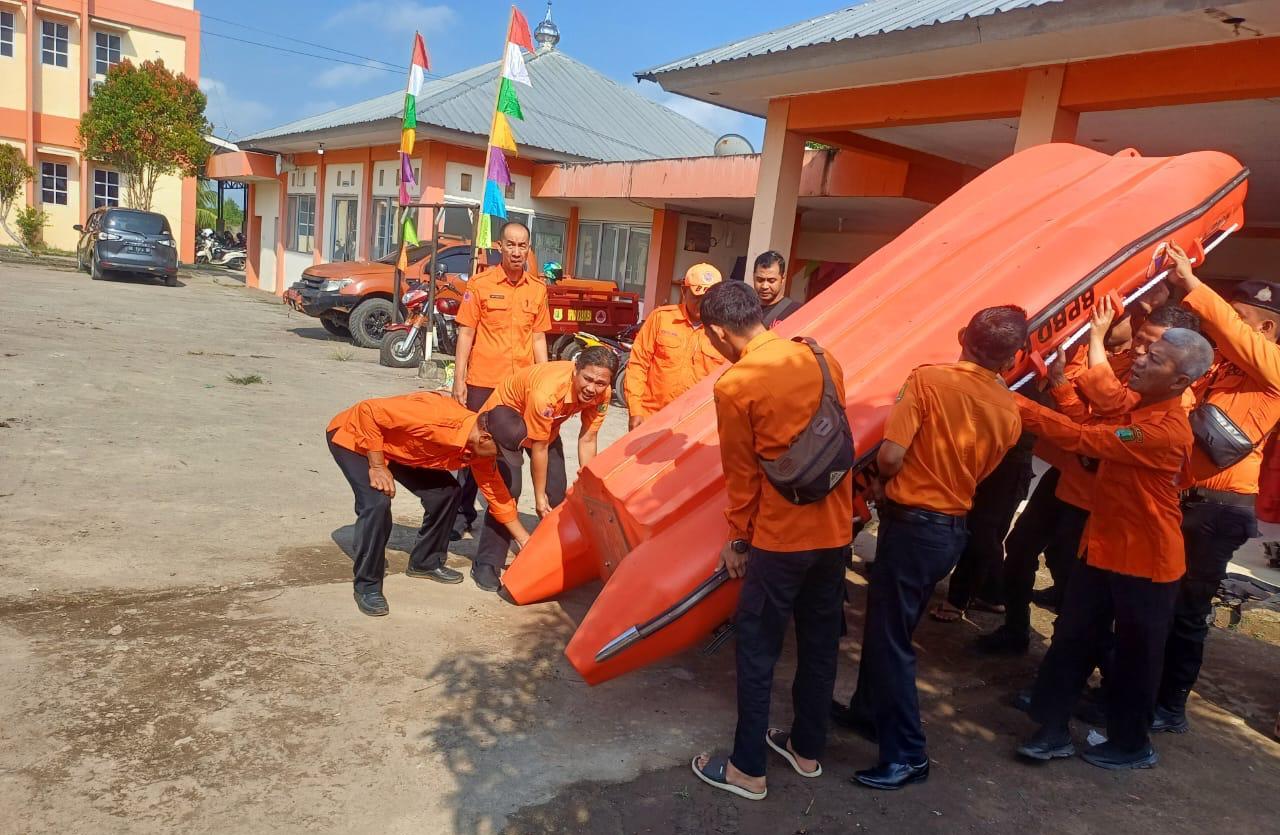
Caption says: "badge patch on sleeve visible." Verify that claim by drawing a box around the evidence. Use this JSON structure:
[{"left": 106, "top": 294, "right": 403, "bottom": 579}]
[
  {"left": 895, "top": 381, "right": 908, "bottom": 403},
  {"left": 597, "top": 403, "right": 608, "bottom": 415},
  {"left": 1116, "top": 427, "right": 1143, "bottom": 443}
]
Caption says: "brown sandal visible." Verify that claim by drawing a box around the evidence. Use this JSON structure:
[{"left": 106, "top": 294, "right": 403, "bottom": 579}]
[{"left": 929, "top": 602, "right": 965, "bottom": 623}]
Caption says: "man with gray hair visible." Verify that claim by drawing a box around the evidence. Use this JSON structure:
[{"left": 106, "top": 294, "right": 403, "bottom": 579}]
[{"left": 1009, "top": 327, "right": 1212, "bottom": 771}]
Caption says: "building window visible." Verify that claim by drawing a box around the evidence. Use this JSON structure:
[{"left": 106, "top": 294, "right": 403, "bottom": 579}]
[
  {"left": 371, "top": 198, "right": 397, "bottom": 260},
  {"left": 93, "top": 170, "right": 120, "bottom": 208},
  {"left": 1, "top": 12, "right": 15, "bottom": 58},
  {"left": 41, "top": 162, "right": 68, "bottom": 205},
  {"left": 42, "top": 21, "right": 69, "bottom": 67},
  {"left": 460, "top": 172, "right": 472, "bottom": 193},
  {"left": 531, "top": 216, "right": 567, "bottom": 268},
  {"left": 286, "top": 195, "right": 316, "bottom": 252},
  {"left": 95, "top": 32, "right": 121, "bottom": 76},
  {"left": 504, "top": 182, "right": 516, "bottom": 200},
  {"left": 575, "top": 221, "right": 651, "bottom": 292}
]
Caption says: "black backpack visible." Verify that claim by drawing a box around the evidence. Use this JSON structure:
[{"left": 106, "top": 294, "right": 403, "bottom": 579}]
[{"left": 760, "top": 338, "right": 856, "bottom": 505}]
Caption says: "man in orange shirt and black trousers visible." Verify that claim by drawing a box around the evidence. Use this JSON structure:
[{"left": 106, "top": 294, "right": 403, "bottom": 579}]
[
  {"left": 689, "top": 281, "right": 853, "bottom": 802},
  {"left": 452, "top": 221, "right": 551, "bottom": 533},
  {"left": 1151, "top": 244, "right": 1280, "bottom": 734},
  {"left": 839, "top": 305, "right": 1028, "bottom": 790},
  {"left": 327, "top": 392, "right": 532, "bottom": 616},
  {"left": 1014, "top": 327, "right": 1214, "bottom": 769}
]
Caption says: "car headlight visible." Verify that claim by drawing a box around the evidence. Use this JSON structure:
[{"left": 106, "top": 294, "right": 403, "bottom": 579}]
[
  {"left": 319, "top": 279, "right": 353, "bottom": 292},
  {"left": 97, "top": 232, "right": 122, "bottom": 241}
]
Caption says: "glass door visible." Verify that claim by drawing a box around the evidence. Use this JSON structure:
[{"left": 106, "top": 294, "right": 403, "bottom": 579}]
[
  {"left": 621, "top": 227, "right": 650, "bottom": 295},
  {"left": 371, "top": 198, "right": 396, "bottom": 260},
  {"left": 331, "top": 197, "right": 358, "bottom": 262}
]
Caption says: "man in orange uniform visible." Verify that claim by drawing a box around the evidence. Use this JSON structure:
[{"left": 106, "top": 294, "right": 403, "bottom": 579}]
[
  {"left": 689, "top": 281, "right": 852, "bottom": 802},
  {"left": 1014, "top": 328, "right": 1213, "bottom": 769},
  {"left": 624, "top": 263, "right": 724, "bottom": 429},
  {"left": 327, "top": 393, "right": 531, "bottom": 616},
  {"left": 1151, "top": 244, "right": 1280, "bottom": 734},
  {"left": 472, "top": 346, "right": 618, "bottom": 592},
  {"left": 839, "top": 306, "right": 1026, "bottom": 791},
  {"left": 452, "top": 221, "right": 552, "bottom": 532}
]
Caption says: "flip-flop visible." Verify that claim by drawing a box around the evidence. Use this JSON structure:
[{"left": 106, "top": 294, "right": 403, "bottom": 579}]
[
  {"left": 766, "top": 729, "right": 822, "bottom": 778},
  {"left": 690, "top": 754, "right": 767, "bottom": 800},
  {"left": 969, "top": 599, "right": 1007, "bottom": 615},
  {"left": 929, "top": 602, "right": 965, "bottom": 623}
]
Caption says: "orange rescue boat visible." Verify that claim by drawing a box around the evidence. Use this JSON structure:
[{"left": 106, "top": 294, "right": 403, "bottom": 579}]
[{"left": 501, "top": 144, "right": 1249, "bottom": 685}]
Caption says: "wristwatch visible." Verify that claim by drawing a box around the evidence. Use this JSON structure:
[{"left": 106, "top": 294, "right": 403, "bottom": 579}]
[{"left": 730, "top": 538, "right": 749, "bottom": 554}]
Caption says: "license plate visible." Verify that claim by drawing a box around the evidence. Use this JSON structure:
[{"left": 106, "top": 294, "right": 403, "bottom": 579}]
[{"left": 127, "top": 245, "right": 151, "bottom": 254}]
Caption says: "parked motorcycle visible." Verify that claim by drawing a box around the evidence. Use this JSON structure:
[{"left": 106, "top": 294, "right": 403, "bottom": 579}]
[
  {"left": 379, "top": 281, "right": 460, "bottom": 368},
  {"left": 195, "top": 229, "right": 246, "bottom": 271},
  {"left": 557, "top": 323, "right": 639, "bottom": 407}
]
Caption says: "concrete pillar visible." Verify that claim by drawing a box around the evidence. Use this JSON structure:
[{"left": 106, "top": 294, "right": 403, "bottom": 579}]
[
  {"left": 357, "top": 149, "right": 373, "bottom": 260},
  {"left": 275, "top": 173, "right": 287, "bottom": 295},
  {"left": 420, "top": 142, "right": 447, "bottom": 236},
  {"left": 313, "top": 154, "right": 327, "bottom": 265},
  {"left": 747, "top": 99, "right": 806, "bottom": 264},
  {"left": 564, "top": 205, "right": 579, "bottom": 274},
  {"left": 1014, "top": 65, "right": 1079, "bottom": 152},
  {"left": 644, "top": 207, "right": 680, "bottom": 313},
  {"left": 245, "top": 183, "right": 259, "bottom": 288}
]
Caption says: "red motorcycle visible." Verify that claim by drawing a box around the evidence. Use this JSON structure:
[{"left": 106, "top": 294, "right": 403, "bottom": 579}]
[{"left": 379, "top": 281, "right": 461, "bottom": 368}]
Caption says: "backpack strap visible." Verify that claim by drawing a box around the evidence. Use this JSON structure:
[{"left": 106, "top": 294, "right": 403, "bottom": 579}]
[{"left": 792, "top": 336, "right": 838, "bottom": 400}]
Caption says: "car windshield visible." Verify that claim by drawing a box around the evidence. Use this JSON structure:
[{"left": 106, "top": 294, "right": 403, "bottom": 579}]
[
  {"left": 375, "top": 244, "right": 434, "bottom": 265},
  {"left": 104, "top": 210, "right": 171, "bottom": 236}
]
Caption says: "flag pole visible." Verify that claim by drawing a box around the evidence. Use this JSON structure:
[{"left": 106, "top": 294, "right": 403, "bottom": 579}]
[
  {"left": 471, "top": 5, "right": 519, "bottom": 275},
  {"left": 395, "top": 31, "right": 423, "bottom": 324}
]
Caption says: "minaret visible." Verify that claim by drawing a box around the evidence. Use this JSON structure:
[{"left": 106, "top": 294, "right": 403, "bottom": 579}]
[{"left": 534, "top": 2, "right": 560, "bottom": 52}]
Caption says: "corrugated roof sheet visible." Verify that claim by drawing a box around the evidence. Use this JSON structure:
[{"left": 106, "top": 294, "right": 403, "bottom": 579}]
[
  {"left": 244, "top": 50, "right": 718, "bottom": 163},
  {"left": 638, "top": 0, "right": 1064, "bottom": 77}
]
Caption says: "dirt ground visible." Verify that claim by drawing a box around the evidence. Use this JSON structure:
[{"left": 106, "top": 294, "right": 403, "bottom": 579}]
[{"left": 1, "top": 262, "right": 1277, "bottom": 834}]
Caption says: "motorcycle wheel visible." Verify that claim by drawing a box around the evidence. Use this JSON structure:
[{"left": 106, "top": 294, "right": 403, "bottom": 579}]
[
  {"left": 561, "top": 339, "right": 584, "bottom": 363},
  {"left": 380, "top": 330, "right": 424, "bottom": 368},
  {"left": 227, "top": 257, "right": 246, "bottom": 271},
  {"left": 612, "top": 357, "right": 629, "bottom": 408},
  {"left": 434, "top": 318, "right": 457, "bottom": 356},
  {"left": 195, "top": 253, "right": 208, "bottom": 264}
]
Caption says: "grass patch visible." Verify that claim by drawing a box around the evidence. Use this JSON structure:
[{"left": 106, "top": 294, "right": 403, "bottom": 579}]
[
  {"left": 329, "top": 347, "right": 356, "bottom": 362},
  {"left": 225, "top": 373, "right": 264, "bottom": 385}
]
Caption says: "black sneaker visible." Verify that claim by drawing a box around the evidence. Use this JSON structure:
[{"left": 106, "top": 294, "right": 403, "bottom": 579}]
[
  {"left": 974, "top": 626, "right": 1030, "bottom": 656},
  {"left": 1016, "top": 726, "right": 1075, "bottom": 761},
  {"left": 354, "top": 590, "right": 389, "bottom": 617},
  {"left": 471, "top": 564, "right": 501, "bottom": 592},
  {"left": 1081, "top": 741, "right": 1158, "bottom": 770},
  {"left": 1151, "top": 704, "right": 1189, "bottom": 734},
  {"left": 406, "top": 565, "right": 464, "bottom": 584}
]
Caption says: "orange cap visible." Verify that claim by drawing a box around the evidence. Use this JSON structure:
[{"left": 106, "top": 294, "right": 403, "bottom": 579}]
[{"left": 682, "top": 263, "right": 723, "bottom": 296}]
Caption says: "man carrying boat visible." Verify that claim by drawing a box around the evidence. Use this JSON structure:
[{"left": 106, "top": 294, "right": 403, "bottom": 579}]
[
  {"left": 624, "top": 263, "right": 725, "bottom": 429},
  {"left": 326, "top": 393, "right": 531, "bottom": 616},
  {"left": 690, "top": 281, "right": 853, "bottom": 802},
  {"left": 452, "top": 221, "right": 552, "bottom": 534},
  {"left": 1014, "top": 327, "right": 1213, "bottom": 769},
  {"left": 838, "top": 305, "right": 1027, "bottom": 790},
  {"left": 472, "top": 346, "right": 618, "bottom": 592},
  {"left": 1149, "top": 244, "right": 1280, "bottom": 734},
  {"left": 752, "top": 250, "right": 802, "bottom": 328}
]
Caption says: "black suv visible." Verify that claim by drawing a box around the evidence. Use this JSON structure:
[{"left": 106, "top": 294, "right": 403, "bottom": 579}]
[{"left": 75, "top": 208, "right": 180, "bottom": 286}]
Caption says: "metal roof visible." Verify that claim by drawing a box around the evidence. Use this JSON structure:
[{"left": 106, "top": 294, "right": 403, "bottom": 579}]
[
  {"left": 637, "top": 0, "right": 1064, "bottom": 78},
  {"left": 244, "top": 49, "right": 718, "bottom": 163}
]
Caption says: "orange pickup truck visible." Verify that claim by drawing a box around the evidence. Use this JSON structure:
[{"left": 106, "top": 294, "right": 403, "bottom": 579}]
[{"left": 283, "top": 241, "right": 641, "bottom": 350}]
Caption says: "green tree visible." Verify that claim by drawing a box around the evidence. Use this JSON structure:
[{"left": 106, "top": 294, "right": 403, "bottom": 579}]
[
  {"left": 197, "top": 181, "right": 245, "bottom": 231},
  {"left": 0, "top": 143, "right": 36, "bottom": 254},
  {"left": 79, "top": 59, "right": 212, "bottom": 213}
]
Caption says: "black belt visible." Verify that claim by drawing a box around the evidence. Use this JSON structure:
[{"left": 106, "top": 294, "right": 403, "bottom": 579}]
[
  {"left": 880, "top": 501, "right": 967, "bottom": 529},
  {"left": 1181, "top": 488, "right": 1256, "bottom": 508}
]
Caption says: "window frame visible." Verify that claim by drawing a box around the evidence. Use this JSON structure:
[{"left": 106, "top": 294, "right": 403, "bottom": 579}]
[
  {"left": 286, "top": 194, "right": 316, "bottom": 253},
  {"left": 1, "top": 11, "right": 15, "bottom": 59},
  {"left": 41, "top": 20, "right": 69, "bottom": 68},
  {"left": 93, "top": 169, "right": 120, "bottom": 208},
  {"left": 40, "top": 162, "right": 68, "bottom": 205},
  {"left": 94, "top": 31, "right": 121, "bottom": 76}
]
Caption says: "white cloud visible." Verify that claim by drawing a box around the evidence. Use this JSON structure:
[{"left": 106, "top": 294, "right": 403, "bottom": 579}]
[
  {"left": 326, "top": 2, "right": 456, "bottom": 34},
  {"left": 637, "top": 83, "right": 764, "bottom": 149},
  {"left": 314, "top": 60, "right": 386, "bottom": 89},
  {"left": 199, "top": 76, "right": 276, "bottom": 139}
]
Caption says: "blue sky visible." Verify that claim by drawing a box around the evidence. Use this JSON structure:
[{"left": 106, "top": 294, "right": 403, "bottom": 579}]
[{"left": 198, "top": 0, "right": 848, "bottom": 149}]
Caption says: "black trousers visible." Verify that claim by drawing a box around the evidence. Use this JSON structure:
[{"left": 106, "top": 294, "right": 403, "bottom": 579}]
[
  {"left": 947, "top": 449, "right": 1034, "bottom": 609},
  {"left": 455, "top": 385, "right": 496, "bottom": 525},
  {"left": 852, "top": 505, "right": 968, "bottom": 765},
  {"left": 1001, "top": 468, "right": 1089, "bottom": 633},
  {"left": 1157, "top": 499, "right": 1256, "bottom": 708},
  {"left": 473, "top": 437, "right": 568, "bottom": 569},
  {"left": 328, "top": 432, "right": 463, "bottom": 593},
  {"left": 1030, "top": 562, "right": 1179, "bottom": 752},
  {"left": 730, "top": 545, "right": 848, "bottom": 778}
]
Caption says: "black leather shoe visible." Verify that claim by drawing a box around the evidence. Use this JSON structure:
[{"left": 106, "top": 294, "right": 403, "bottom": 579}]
[
  {"left": 1150, "top": 704, "right": 1189, "bottom": 734},
  {"left": 852, "top": 760, "right": 929, "bottom": 790},
  {"left": 830, "top": 700, "right": 878, "bottom": 742},
  {"left": 1081, "top": 741, "right": 1158, "bottom": 770},
  {"left": 471, "top": 564, "right": 501, "bottom": 592},
  {"left": 1016, "top": 727, "right": 1075, "bottom": 761},
  {"left": 354, "top": 590, "right": 389, "bottom": 617},
  {"left": 974, "top": 626, "right": 1029, "bottom": 656},
  {"left": 406, "top": 565, "right": 464, "bottom": 584}
]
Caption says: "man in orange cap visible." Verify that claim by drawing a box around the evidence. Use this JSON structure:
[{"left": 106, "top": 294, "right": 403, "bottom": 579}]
[{"left": 624, "top": 263, "right": 725, "bottom": 429}]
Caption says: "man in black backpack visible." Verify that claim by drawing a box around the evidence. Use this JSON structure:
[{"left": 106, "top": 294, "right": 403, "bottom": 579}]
[{"left": 689, "top": 281, "right": 854, "bottom": 801}]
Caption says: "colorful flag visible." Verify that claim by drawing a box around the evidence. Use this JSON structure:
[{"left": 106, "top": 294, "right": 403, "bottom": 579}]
[
  {"left": 508, "top": 8, "right": 534, "bottom": 53},
  {"left": 482, "top": 180, "right": 507, "bottom": 219},
  {"left": 491, "top": 112, "right": 518, "bottom": 154},
  {"left": 496, "top": 77, "right": 524, "bottom": 120},
  {"left": 403, "top": 214, "right": 420, "bottom": 247},
  {"left": 486, "top": 147, "right": 511, "bottom": 187},
  {"left": 399, "top": 128, "right": 415, "bottom": 154},
  {"left": 400, "top": 153, "right": 416, "bottom": 186},
  {"left": 502, "top": 42, "right": 531, "bottom": 86},
  {"left": 476, "top": 212, "right": 493, "bottom": 249},
  {"left": 476, "top": 7, "right": 533, "bottom": 257},
  {"left": 398, "top": 32, "right": 429, "bottom": 206}
]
